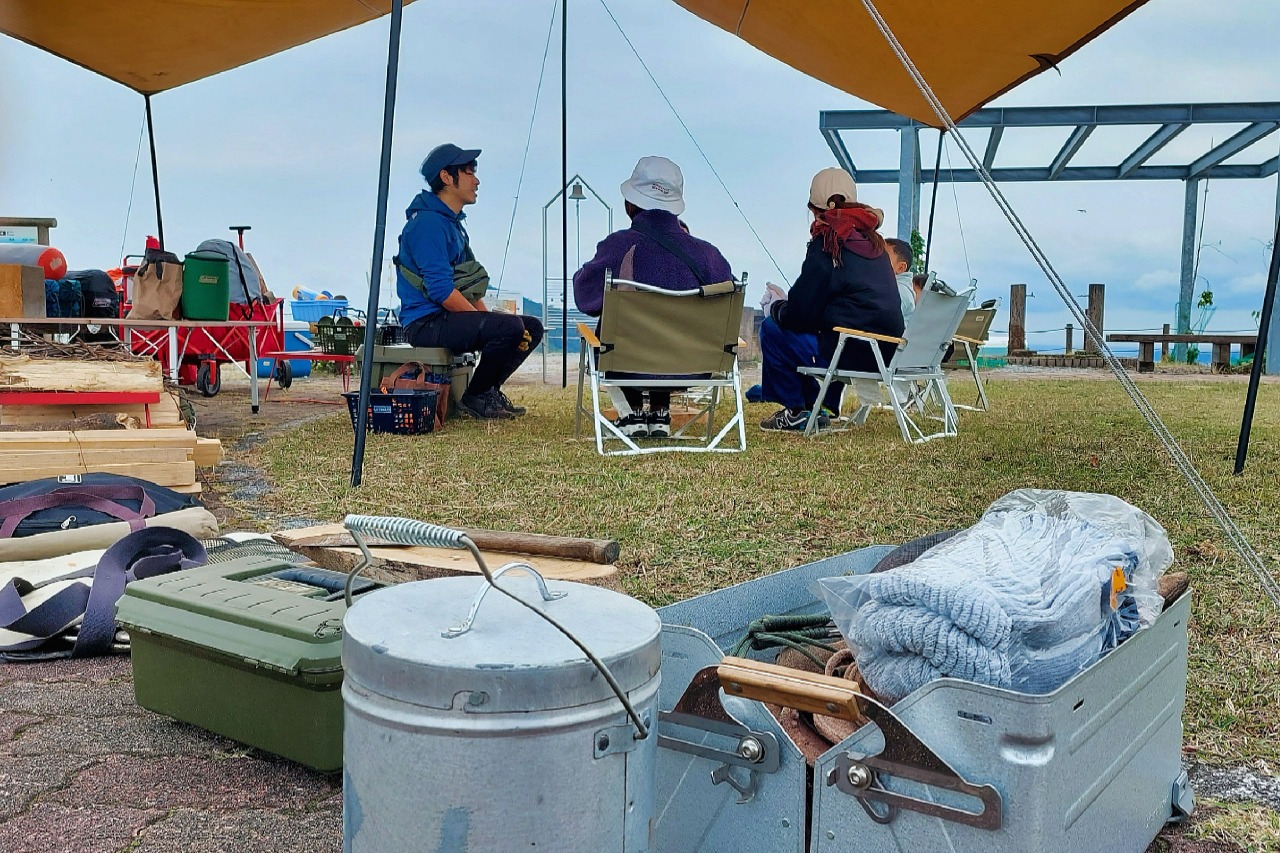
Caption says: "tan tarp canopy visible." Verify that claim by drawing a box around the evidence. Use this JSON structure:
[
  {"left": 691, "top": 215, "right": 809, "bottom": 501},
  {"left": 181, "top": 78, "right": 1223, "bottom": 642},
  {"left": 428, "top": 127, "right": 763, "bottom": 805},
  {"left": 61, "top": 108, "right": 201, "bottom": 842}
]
[
  {"left": 5, "top": 0, "right": 1147, "bottom": 121},
  {"left": 672, "top": 0, "right": 1151, "bottom": 125},
  {"left": 0, "top": 0, "right": 417, "bottom": 94}
]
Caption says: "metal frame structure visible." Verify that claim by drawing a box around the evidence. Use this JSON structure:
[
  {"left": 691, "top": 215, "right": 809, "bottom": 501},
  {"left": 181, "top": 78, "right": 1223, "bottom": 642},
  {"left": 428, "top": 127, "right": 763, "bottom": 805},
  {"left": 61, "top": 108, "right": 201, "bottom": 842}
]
[{"left": 820, "top": 103, "right": 1280, "bottom": 371}]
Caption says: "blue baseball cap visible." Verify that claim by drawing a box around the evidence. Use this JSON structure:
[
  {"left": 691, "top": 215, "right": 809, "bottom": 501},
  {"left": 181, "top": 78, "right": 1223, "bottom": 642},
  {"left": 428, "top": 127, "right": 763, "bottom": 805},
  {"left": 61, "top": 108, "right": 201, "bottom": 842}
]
[{"left": 420, "top": 143, "right": 481, "bottom": 182}]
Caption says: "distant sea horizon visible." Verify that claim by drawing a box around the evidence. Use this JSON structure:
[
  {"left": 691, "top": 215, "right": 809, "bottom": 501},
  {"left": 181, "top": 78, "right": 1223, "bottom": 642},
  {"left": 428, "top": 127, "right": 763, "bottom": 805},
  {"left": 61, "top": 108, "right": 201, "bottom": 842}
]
[{"left": 981, "top": 345, "right": 1217, "bottom": 365}]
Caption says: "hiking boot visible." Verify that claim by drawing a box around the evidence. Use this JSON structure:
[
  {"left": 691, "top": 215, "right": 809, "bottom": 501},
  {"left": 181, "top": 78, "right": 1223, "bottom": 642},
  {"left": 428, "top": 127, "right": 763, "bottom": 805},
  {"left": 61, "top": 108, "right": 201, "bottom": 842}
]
[
  {"left": 647, "top": 408, "right": 671, "bottom": 438},
  {"left": 458, "top": 388, "right": 516, "bottom": 420},
  {"left": 613, "top": 412, "right": 648, "bottom": 437},
  {"left": 494, "top": 389, "right": 526, "bottom": 416}
]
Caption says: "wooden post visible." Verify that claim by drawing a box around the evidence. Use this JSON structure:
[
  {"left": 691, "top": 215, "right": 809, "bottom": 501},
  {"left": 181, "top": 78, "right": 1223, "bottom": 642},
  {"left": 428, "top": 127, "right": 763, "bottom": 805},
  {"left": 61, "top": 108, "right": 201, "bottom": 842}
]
[
  {"left": 1160, "top": 323, "right": 1170, "bottom": 361},
  {"left": 1065, "top": 323, "right": 1073, "bottom": 355},
  {"left": 1085, "top": 283, "right": 1105, "bottom": 352},
  {"left": 1009, "top": 283, "right": 1027, "bottom": 354}
]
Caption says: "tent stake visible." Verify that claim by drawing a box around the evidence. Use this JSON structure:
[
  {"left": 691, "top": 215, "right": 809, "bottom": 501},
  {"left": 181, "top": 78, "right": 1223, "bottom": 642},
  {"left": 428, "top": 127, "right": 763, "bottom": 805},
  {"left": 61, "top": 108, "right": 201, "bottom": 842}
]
[{"left": 351, "top": 0, "right": 405, "bottom": 488}]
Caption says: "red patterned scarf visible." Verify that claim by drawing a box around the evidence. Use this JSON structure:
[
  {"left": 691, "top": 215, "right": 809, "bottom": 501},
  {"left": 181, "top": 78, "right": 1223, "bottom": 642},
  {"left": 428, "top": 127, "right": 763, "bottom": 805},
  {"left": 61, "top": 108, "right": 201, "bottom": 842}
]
[{"left": 810, "top": 206, "right": 884, "bottom": 266}]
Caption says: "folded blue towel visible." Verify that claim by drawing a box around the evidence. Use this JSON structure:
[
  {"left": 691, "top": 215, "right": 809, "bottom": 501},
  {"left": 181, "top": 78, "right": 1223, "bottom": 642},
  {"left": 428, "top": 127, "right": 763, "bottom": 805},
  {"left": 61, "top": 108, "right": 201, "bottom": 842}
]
[{"left": 819, "top": 490, "right": 1171, "bottom": 702}]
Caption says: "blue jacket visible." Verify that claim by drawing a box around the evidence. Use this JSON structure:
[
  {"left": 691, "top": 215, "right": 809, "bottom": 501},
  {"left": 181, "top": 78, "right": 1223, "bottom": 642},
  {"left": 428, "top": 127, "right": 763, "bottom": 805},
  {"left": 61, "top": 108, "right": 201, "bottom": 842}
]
[{"left": 396, "top": 191, "right": 469, "bottom": 327}]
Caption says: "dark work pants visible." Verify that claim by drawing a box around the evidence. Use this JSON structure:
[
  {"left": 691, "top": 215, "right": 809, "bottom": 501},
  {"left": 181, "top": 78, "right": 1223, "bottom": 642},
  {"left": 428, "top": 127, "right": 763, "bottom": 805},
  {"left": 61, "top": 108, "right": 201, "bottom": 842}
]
[{"left": 407, "top": 311, "right": 544, "bottom": 396}]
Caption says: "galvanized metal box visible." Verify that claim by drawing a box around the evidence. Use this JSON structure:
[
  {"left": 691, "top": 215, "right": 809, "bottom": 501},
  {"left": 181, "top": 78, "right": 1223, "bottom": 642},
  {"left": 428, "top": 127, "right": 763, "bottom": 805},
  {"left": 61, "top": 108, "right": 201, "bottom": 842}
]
[
  {"left": 654, "top": 546, "right": 1193, "bottom": 853},
  {"left": 116, "top": 555, "right": 375, "bottom": 771}
]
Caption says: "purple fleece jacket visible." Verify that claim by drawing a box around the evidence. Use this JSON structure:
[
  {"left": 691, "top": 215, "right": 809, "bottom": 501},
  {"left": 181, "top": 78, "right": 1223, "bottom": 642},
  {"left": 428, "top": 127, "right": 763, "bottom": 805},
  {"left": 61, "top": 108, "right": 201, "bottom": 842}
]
[{"left": 573, "top": 209, "right": 733, "bottom": 316}]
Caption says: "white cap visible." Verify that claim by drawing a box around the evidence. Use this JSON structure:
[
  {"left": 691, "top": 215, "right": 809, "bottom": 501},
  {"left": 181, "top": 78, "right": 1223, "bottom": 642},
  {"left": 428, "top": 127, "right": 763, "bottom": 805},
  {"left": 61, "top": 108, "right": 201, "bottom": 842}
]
[
  {"left": 620, "top": 156, "right": 686, "bottom": 215},
  {"left": 808, "top": 166, "right": 884, "bottom": 225}
]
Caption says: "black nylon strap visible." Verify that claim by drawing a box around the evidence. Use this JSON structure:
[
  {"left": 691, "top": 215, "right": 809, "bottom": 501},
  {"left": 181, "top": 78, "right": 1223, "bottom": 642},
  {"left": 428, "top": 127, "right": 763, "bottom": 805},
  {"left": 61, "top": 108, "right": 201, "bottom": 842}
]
[{"left": 628, "top": 218, "right": 709, "bottom": 287}]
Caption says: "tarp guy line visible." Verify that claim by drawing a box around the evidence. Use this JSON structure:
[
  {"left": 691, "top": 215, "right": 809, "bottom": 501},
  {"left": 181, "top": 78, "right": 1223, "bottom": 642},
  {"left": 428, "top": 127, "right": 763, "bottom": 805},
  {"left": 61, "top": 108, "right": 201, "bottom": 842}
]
[
  {"left": 494, "top": 0, "right": 560, "bottom": 301},
  {"left": 599, "top": 0, "right": 788, "bottom": 282},
  {"left": 857, "top": 0, "right": 1280, "bottom": 607}
]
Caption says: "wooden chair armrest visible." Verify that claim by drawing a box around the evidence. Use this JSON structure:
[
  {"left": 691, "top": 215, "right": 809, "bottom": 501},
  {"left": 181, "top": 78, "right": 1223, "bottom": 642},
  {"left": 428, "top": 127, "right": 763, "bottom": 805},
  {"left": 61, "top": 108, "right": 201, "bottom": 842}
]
[
  {"left": 718, "top": 656, "right": 865, "bottom": 722},
  {"left": 832, "top": 326, "right": 905, "bottom": 345},
  {"left": 953, "top": 335, "right": 984, "bottom": 345},
  {"left": 576, "top": 322, "right": 601, "bottom": 348}
]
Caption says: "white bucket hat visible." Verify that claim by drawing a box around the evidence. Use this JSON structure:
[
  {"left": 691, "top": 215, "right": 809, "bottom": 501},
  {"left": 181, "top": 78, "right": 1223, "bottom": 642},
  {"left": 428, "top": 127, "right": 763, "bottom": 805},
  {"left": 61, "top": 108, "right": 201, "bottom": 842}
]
[{"left": 620, "top": 156, "right": 686, "bottom": 215}]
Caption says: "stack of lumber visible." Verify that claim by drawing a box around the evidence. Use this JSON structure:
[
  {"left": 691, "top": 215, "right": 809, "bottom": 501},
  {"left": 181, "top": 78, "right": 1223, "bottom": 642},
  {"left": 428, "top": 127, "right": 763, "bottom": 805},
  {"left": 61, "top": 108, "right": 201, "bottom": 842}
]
[
  {"left": 0, "top": 429, "right": 220, "bottom": 494},
  {"left": 273, "top": 523, "right": 621, "bottom": 590},
  {"left": 0, "top": 355, "right": 220, "bottom": 494}
]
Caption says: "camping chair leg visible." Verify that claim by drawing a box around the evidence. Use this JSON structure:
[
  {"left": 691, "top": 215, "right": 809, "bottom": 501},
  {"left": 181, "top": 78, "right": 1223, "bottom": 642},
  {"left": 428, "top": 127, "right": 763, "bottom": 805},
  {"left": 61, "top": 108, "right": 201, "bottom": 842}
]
[
  {"left": 804, "top": 335, "right": 848, "bottom": 437},
  {"left": 955, "top": 341, "right": 989, "bottom": 412},
  {"left": 705, "top": 386, "right": 720, "bottom": 439},
  {"left": 575, "top": 345, "right": 588, "bottom": 440},
  {"left": 732, "top": 365, "right": 747, "bottom": 450}
]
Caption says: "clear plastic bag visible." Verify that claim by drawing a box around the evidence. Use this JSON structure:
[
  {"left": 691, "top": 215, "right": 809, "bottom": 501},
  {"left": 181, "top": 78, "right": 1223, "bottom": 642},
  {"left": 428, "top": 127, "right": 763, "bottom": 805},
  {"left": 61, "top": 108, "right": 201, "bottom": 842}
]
[{"left": 817, "top": 489, "right": 1172, "bottom": 702}]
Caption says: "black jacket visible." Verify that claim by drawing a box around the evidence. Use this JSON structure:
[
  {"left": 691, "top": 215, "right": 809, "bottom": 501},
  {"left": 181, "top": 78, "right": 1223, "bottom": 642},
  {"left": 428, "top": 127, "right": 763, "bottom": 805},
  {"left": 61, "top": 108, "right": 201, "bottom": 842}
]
[{"left": 772, "top": 239, "right": 904, "bottom": 369}]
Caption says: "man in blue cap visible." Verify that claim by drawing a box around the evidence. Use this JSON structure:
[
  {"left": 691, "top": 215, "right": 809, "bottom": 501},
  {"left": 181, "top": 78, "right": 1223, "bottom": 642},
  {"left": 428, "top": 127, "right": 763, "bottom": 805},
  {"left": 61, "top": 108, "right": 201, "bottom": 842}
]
[{"left": 395, "top": 143, "right": 543, "bottom": 419}]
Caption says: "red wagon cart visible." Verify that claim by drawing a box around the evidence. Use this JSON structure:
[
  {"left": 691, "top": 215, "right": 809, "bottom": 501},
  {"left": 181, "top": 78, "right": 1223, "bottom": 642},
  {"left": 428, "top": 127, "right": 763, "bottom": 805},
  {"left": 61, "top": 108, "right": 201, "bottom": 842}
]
[{"left": 125, "top": 299, "right": 286, "bottom": 402}]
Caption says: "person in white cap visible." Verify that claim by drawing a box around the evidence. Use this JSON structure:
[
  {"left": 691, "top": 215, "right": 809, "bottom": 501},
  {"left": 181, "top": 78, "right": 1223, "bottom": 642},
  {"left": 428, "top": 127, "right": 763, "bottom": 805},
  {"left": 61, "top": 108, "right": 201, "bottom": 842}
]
[
  {"left": 756, "top": 167, "right": 903, "bottom": 431},
  {"left": 573, "top": 156, "right": 733, "bottom": 438}
]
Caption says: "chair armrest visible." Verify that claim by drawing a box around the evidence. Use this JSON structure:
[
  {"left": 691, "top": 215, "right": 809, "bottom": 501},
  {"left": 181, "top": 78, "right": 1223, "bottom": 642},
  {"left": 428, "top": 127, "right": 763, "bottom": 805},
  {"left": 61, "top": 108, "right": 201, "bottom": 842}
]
[
  {"left": 577, "top": 322, "right": 600, "bottom": 348},
  {"left": 953, "top": 335, "right": 984, "bottom": 345},
  {"left": 832, "top": 326, "right": 905, "bottom": 345}
]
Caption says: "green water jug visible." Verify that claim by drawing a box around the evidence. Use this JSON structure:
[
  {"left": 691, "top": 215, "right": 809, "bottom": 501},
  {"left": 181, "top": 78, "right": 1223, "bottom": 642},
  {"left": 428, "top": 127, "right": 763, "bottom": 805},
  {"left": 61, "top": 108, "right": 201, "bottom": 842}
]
[{"left": 182, "top": 250, "right": 230, "bottom": 321}]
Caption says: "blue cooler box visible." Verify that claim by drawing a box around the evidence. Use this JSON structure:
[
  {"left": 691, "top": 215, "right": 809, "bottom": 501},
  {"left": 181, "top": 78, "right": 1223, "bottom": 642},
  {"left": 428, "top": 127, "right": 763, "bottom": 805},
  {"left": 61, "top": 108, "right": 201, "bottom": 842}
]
[{"left": 257, "top": 322, "right": 314, "bottom": 378}]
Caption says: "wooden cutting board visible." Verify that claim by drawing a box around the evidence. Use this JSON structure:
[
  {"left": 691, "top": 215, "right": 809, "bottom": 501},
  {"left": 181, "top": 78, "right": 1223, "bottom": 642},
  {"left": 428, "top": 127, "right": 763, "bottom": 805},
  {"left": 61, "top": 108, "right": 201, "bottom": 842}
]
[{"left": 272, "top": 525, "right": 620, "bottom": 590}]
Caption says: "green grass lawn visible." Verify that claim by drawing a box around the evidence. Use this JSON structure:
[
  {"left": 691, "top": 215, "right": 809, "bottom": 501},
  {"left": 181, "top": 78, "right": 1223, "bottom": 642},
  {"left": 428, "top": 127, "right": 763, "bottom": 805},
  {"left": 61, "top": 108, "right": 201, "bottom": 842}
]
[{"left": 252, "top": 376, "right": 1280, "bottom": 767}]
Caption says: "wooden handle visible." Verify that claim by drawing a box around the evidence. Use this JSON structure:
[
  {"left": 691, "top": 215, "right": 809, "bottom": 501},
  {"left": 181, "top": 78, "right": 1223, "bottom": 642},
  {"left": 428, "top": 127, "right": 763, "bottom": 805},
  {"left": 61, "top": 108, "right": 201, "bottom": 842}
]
[
  {"left": 832, "top": 326, "right": 906, "bottom": 345},
  {"left": 718, "top": 656, "right": 864, "bottom": 721},
  {"left": 577, "top": 322, "right": 601, "bottom": 348},
  {"left": 457, "top": 527, "right": 619, "bottom": 564}
]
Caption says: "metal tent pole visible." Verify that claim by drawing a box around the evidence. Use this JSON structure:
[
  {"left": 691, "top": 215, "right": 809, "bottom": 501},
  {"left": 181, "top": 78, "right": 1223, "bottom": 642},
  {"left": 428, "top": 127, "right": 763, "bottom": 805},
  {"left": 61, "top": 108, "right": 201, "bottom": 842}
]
[
  {"left": 1234, "top": 211, "right": 1280, "bottom": 474},
  {"left": 144, "top": 94, "right": 165, "bottom": 249},
  {"left": 923, "top": 129, "right": 944, "bottom": 271},
  {"left": 351, "top": 0, "right": 405, "bottom": 487},
  {"left": 560, "top": 0, "right": 569, "bottom": 387}
]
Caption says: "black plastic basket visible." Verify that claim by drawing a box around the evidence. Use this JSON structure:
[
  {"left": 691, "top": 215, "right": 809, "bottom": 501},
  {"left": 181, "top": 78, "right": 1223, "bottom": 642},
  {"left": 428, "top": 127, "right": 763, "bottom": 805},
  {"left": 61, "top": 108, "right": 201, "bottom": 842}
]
[
  {"left": 344, "top": 390, "right": 437, "bottom": 435},
  {"left": 315, "top": 321, "right": 360, "bottom": 355}
]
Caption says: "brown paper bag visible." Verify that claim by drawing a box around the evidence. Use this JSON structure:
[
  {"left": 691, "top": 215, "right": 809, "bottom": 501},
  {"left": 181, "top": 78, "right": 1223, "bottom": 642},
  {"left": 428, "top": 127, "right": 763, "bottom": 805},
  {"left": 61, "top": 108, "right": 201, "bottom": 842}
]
[{"left": 126, "top": 253, "right": 184, "bottom": 320}]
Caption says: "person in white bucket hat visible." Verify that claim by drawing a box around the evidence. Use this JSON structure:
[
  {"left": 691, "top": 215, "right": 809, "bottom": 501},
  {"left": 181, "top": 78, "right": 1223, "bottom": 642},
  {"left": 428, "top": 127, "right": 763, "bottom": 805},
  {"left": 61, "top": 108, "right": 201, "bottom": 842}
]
[
  {"left": 573, "top": 156, "right": 733, "bottom": 438},
  {"left": 619, "top": 156, "right": 687, "bottom": 215}
]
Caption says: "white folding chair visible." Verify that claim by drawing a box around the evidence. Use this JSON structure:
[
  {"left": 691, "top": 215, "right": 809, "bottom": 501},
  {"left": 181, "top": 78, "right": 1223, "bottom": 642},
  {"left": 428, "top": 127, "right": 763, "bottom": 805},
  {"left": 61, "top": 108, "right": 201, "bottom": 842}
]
[
  {"left": 797, "top": 285, "right": 975, "bottom": 444},
  {"left": 574, "top": 273, "right": 747, "bottom": 456}
]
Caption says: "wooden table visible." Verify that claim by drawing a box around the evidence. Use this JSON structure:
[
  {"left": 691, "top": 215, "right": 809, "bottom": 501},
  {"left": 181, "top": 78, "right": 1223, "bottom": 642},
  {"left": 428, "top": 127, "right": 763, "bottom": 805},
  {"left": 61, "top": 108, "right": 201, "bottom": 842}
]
[
  {"left": 1106, "top": 333, "right": 1256, "bottom": 373},
  {"left": 1, "top": 316, "right": 273, "bottom": 411}
]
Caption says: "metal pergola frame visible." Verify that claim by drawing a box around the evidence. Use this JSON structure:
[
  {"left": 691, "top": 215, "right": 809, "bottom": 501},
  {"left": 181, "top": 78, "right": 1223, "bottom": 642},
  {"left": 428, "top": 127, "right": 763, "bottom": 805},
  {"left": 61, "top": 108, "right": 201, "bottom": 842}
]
[{"left": 820, "top": 102, "right": 1280, "bottom": 371}]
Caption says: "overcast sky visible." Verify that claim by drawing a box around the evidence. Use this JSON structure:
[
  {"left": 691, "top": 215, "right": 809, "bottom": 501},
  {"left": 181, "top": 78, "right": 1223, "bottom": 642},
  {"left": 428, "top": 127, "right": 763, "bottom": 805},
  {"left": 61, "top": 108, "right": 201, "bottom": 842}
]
[{"left": 3, "top": 0, "right": 1279, "bottom": 351}]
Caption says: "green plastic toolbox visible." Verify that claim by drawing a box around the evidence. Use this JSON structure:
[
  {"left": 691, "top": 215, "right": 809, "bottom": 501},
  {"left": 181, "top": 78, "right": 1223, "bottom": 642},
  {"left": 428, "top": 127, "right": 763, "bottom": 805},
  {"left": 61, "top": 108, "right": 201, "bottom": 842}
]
[{"left": 115, "top": 555, "right": 379, "bottom": 771}]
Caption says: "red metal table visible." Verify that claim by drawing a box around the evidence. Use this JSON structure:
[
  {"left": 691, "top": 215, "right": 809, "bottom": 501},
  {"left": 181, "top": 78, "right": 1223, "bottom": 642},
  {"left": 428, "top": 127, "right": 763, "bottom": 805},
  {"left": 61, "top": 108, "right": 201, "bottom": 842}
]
[
  {"left": 259, "top": 350, "right": 354, "bottom": 402},
  {"left": 0, "top": 390, "right": 162, "bottom": 426}
]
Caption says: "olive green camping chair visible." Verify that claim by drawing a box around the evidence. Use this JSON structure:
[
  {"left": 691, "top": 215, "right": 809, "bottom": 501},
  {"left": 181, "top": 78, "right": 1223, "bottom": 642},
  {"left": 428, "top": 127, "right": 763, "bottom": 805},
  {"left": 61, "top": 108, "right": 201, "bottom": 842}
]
[
  {"left": 944, "top": 302, "right": 999, "bottom": 412},
  {"left": 574, "top": 273, "right": 747, "bottom": 456},
  {"left": 797, "top": 284, "right": 975, "bottom": 444}
]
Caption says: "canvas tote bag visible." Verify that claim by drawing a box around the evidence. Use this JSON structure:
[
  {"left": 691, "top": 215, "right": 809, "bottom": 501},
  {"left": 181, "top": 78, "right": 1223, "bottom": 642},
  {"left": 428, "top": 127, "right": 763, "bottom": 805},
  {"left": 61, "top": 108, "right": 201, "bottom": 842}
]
[{"left": 126, "top": 249, "right": 183, "bottom": 320}]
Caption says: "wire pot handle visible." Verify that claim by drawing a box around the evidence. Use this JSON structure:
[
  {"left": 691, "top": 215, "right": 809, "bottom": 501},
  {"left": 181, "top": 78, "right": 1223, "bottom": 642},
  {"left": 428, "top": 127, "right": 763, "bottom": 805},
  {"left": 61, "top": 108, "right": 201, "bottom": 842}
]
[{"left": 340, "top": 514, "right": 649, "bottom": 741}]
